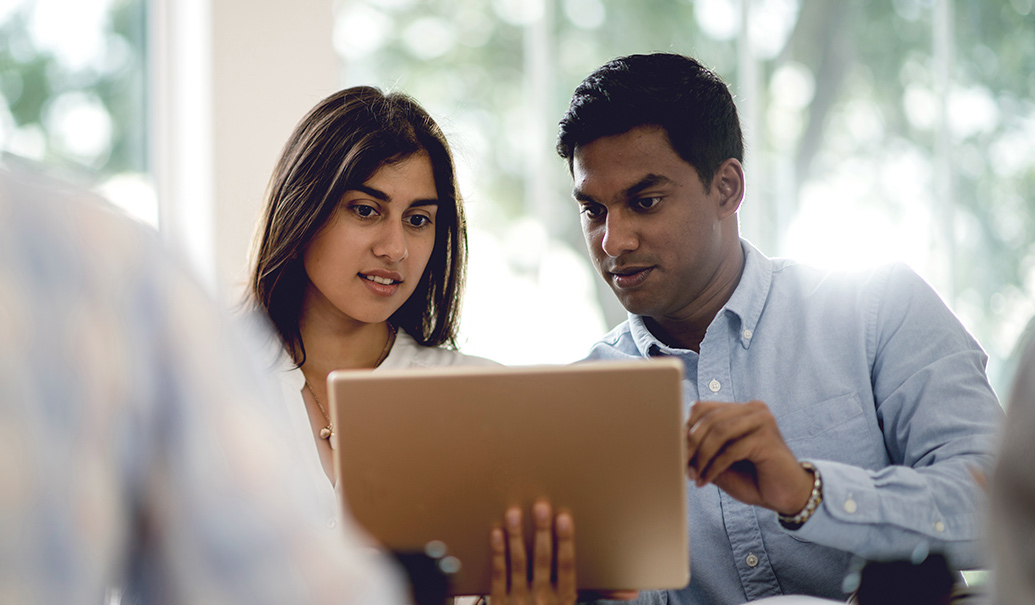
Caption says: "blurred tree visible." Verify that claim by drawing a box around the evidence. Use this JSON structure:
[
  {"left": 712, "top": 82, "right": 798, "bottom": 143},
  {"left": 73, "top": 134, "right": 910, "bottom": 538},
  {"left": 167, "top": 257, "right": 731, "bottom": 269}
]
[
  {"left": 758, "top": 0, "right": 1035, "bottom": 389},
  {"left": 0, "top": 0, "right": 147, "bottom": 179}
]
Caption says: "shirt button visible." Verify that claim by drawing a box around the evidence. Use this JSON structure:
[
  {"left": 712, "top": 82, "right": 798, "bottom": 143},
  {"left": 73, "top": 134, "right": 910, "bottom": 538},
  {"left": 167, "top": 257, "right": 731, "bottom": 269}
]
[
  {"left": 743, "top": 329, "right": 753, "bottom": 340},
  {"left": 844, "top": 498, "right": 858, "bottom": 514},
  {"left": 745, "top": 553, "right": 759, "bottom": 567},
  {"left": 934, "top": 521, "right": 945, "bottom": 533},
  {"left": 327, "top": 519, "right": 337, "bottom": 529},
  {"left": 708, "top": 379, "right": 721, "bottom": 393}
]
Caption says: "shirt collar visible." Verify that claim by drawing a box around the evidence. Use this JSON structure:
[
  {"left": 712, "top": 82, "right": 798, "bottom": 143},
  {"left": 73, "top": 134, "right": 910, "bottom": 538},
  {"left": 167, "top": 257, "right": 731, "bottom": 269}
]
[
  {"left": 723, "top": 239, "right": 772, "bottom": 348},
  {"left": 628, "top": 238, "right": 773, "bottom": 356}
]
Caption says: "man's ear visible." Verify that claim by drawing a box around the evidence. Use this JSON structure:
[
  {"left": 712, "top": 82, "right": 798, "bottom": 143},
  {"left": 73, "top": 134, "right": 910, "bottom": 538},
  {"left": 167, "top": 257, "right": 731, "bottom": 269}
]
[{"left": 713, "top": 158, "right": 745, "bottom": 219}]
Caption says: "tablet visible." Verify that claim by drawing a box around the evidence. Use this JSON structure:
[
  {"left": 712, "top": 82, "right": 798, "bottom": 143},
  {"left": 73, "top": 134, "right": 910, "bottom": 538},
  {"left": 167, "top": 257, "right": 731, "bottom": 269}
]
[{"left": 328, "top": 358, "right": 689, "bottom": 596}]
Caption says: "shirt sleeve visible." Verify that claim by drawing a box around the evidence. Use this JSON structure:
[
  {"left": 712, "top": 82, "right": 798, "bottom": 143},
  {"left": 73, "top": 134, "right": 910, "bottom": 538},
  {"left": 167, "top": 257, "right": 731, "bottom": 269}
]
[{"left": 788, "top": 263, "right": 1003, "bottom": 570}]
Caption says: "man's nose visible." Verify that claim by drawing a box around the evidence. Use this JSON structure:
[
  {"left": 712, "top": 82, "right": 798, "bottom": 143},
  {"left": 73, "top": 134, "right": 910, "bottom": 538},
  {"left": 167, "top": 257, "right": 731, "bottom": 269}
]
[{"left": 601, "top": 213, "right": 638, "bottom": 257}]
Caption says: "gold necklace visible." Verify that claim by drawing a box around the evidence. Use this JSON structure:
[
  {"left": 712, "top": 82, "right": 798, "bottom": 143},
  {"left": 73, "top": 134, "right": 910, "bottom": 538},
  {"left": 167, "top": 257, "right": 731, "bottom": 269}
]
[
  {"left": 305, "top": 381, "right": 334, "bottom": 440},
  {"left": 305, "top": 323, "right": 398, "bottom": 441}
]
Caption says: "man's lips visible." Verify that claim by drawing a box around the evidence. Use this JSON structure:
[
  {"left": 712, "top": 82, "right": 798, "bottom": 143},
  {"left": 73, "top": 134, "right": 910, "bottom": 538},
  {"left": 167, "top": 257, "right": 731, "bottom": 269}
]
[{"left": 607, "top": 266, "right": 653, "bottom": 289}]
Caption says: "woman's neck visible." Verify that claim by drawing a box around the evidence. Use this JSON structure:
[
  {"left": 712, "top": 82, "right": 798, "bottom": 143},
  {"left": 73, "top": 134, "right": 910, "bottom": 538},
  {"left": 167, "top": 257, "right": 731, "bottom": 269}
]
[{"left": 296, "top": 310, "right": 394, "bottom": 382}]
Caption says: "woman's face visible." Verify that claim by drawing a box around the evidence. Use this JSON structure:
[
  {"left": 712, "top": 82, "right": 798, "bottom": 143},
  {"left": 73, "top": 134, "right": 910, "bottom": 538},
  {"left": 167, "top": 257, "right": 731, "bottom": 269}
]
[{"left": 302, "top": 152, "right": 439, "bottom": 327}]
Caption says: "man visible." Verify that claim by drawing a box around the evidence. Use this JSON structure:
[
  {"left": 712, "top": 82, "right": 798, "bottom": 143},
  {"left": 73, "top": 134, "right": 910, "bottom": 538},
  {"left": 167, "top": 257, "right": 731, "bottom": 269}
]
[
  {"left": 556, "top": 53, "right": 1002, "bottom": 603},
  {"left": 0, "top": 163, "right": 406, "bottom": 604}
]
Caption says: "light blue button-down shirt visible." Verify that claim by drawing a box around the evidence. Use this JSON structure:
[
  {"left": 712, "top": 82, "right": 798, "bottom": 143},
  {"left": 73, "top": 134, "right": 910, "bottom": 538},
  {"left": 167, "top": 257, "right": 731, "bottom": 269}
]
[{"left": 585, "top": 240, "right": 1002, "bottom": 604}]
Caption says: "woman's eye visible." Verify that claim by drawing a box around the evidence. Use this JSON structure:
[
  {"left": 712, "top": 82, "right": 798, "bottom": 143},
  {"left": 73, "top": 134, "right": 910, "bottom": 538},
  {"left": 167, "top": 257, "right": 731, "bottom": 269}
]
[
  {"left": 406, "top": 214, "right": 431, "bottom": 228},
  {"left": 351, "top": 204, "right": 377, "bottom": 218}
]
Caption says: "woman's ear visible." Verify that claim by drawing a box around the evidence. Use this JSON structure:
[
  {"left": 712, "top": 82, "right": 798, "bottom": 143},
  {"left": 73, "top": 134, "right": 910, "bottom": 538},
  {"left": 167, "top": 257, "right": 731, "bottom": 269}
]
[{"left": 713, "top": 158, "right": 745, "bottom": 219}]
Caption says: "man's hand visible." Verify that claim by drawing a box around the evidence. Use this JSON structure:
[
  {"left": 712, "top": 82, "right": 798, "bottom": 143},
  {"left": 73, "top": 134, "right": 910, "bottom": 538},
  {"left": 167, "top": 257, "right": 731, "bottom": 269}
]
[
  {"left": 685, "top": 400, "right": 813, "bottom": 515},
  {"left": 490, "top": 501, "right": 577, "bottom": 605}
]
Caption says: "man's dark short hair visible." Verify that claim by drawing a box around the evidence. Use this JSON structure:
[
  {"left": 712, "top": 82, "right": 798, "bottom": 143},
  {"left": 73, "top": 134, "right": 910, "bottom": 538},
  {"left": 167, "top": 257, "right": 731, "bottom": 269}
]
[{"left": 556, "top": 53, "right": 744, "bottom": 189}]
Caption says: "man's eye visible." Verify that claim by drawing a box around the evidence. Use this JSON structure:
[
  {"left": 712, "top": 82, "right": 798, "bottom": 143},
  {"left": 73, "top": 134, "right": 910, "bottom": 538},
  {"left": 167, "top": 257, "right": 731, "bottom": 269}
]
[
  {"left": 580, "top": 204, "right": 605, "bottom": 219},
  {"left": 636, "top": 197, "right": 661, "bottom": 210}
]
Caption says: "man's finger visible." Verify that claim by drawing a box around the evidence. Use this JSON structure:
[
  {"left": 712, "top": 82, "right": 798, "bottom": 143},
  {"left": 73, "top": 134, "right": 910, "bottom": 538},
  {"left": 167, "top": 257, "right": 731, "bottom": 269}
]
[
  {"left": 698, "top": 437, "right": 760, "bottom": 485},
  {"left": 686, "top": 400, "right": 722, "bottom": 425},
  {"left": 688, "top": 408, "right": 765, "bottom": 485},
  {"left": 686, "top": 401, "right": 741, "bottom": 456}
]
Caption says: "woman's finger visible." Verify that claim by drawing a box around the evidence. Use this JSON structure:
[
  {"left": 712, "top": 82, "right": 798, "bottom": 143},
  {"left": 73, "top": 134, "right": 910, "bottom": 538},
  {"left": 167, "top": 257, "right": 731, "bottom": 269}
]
[
  {"left": 530, "top": 501, "right": 554, "bottom": 595},
  {"left": 505, "top": 507, "right": 529, "bottom": 601},
  {"left": 490, "top": 526, "right": 508, "bottom": 603},
  {"left": 554, "top": 511, "right": 577, "bottom": 601}
]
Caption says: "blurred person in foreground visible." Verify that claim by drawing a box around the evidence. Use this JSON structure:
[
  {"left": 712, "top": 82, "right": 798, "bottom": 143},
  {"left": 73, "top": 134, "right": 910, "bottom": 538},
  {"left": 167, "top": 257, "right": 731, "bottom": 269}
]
[
  {"left": 989, "top": 327, "right": 1035, "bottom": 605},
  {"left": 0, "top": 162, "right": 407, "bottom": 604},
  {"left": 556, "top": 53, "right": 1002, "bottom": 603}
]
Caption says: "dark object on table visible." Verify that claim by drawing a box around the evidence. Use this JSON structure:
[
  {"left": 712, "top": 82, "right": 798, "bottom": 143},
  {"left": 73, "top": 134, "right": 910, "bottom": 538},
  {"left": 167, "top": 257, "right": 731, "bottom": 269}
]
[
  {"left": 393, "top": 541, "right": 461, "bottom": 605},
  {"left": 853, "top": 553, "right": 955, "bottom": 605}
]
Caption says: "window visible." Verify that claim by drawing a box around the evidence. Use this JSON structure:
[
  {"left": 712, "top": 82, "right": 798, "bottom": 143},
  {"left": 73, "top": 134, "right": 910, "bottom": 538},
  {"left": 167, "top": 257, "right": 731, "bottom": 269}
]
[
  {"left": 0, "top": 0, "right": 153, "bottom": 224},
  {"left": 336, "top": 0, "right": 1035, "bottom": 393}
]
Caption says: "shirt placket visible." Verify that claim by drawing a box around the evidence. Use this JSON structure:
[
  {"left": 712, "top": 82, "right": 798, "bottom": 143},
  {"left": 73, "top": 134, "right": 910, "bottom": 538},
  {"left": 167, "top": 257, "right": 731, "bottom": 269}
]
[{"left": 699, "top": 313, "right": 783, "bottom": 599}]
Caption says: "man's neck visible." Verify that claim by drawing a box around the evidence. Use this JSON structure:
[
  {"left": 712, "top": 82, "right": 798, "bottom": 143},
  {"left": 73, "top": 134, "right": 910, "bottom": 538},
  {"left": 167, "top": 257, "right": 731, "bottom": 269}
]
[{"left": 646, "top": 239, "right": 745, "bottom": 353}]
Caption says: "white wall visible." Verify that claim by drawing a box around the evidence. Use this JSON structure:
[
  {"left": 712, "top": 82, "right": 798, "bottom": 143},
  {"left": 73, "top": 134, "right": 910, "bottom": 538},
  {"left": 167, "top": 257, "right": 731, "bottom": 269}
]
[{"left": 152, "top": 0, "right": 337, "bottom": 302}]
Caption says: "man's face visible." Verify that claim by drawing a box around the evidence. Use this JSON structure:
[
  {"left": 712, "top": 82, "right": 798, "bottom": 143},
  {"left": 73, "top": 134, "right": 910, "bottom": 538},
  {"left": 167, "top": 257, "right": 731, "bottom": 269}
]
[{"left": 572, "top": 125, "right": 732, "bottom": 321}]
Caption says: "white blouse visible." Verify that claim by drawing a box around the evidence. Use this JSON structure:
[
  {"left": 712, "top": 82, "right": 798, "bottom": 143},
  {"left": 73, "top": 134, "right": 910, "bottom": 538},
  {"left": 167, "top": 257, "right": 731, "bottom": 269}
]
[{"left": 274, "top": 328, "right": 498, "bottom": 534}]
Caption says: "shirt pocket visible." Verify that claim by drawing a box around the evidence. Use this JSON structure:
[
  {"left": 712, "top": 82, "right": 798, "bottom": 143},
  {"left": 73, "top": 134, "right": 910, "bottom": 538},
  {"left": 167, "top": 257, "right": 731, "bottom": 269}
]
[{"left": 776, "top": 392, "right": 879, "bottom": 465}]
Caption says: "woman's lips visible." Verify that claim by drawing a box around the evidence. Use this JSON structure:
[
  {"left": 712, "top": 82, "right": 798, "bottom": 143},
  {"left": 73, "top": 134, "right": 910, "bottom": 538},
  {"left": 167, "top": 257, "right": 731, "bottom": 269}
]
[
  {"left": 360, "top": 272, "right": 402, "bottom": 296},
  {"left": 363, "top": 274, "right": 398, "bottom": 285}
]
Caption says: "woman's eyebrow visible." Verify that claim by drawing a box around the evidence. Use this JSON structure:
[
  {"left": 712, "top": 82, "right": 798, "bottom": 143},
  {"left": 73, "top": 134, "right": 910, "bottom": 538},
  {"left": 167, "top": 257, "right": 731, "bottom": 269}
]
[
  {"left": 350, "top": 184, "right": 389, "bottom": 201},
  {"left": 349, "top": 185, "right": 439, "bottom": 208}
]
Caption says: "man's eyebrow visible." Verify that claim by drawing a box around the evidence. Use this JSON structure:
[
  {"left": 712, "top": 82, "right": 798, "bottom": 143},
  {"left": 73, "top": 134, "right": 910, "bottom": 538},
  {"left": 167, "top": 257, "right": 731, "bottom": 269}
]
[
  {"left": 573, "top": 188, "right": 595, "bottom": 203},
  {"left": 625, "top": 174, "right": 673, "bottom": 198},
  {"left": 349, "top": 185, "right": 440, "bottom": 207},
  {"left": 573, "top": 173, "right": 674, "bottom": 203}
]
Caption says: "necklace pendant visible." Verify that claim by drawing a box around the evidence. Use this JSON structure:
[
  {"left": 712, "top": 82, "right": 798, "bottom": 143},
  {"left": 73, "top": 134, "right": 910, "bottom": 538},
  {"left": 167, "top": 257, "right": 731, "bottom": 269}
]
[{"left": 319, "top": 426, "right": 332, "bottom": 440}]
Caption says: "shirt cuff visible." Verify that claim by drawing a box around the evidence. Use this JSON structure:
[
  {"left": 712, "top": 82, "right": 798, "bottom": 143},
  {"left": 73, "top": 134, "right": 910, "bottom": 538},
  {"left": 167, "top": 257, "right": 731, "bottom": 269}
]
[{"left": 779, "top": 459, "right": 880, "bottom": 541}]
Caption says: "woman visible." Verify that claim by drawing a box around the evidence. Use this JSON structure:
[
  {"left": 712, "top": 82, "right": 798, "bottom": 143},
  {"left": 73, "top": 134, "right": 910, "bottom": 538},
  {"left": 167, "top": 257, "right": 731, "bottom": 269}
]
[
  {"left": 249, "top": 86, "right": 493, "bottom": 482},
  {"left": 248, "top": 87, "right": 577, "bottom": 604}
]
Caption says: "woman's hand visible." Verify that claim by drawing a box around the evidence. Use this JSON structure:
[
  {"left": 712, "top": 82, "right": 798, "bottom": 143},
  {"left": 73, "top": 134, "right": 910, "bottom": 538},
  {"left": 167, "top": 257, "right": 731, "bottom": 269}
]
[{"left": 490, "top": 501, "right": 576, "bottom": 605}]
